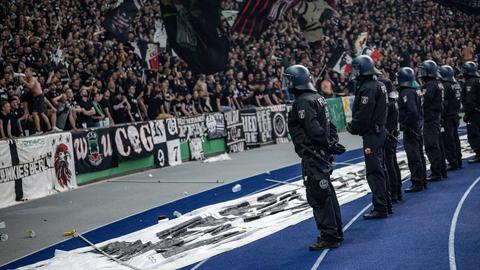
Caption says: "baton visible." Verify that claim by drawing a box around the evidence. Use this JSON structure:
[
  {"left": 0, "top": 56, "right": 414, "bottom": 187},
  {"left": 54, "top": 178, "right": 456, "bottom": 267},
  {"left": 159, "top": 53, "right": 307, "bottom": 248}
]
[
  {"left": 387, "top": 132, "right": 400, "bottom": 144},
  {"left": 300, "top": 144, "right": 332, "bottom": 166}
]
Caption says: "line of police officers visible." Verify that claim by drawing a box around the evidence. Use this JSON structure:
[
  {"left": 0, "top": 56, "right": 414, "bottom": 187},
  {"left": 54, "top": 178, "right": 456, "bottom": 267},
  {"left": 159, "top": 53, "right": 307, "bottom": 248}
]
[{"left": 285, "top": 57, "right": 480, "bottom": 250}]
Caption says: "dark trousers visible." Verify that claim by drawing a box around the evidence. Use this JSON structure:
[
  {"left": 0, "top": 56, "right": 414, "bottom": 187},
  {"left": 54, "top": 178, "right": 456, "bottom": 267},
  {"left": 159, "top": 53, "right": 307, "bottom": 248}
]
[
  {"left": 423, "top": 120, "right": 446, "bottom": 177},
  {"left": 467, "top": 112, "right": 480, "bottom": 154},
  {"left": 442, "top": 117, "right": 462, "bottom": 167},
  {"left": 302, "top": 156, "right": 343, "bottom": 243},
  {"left": 385, "top": 137, "right": 402, "bottom": 197},
  {"left": 362, "top": 131, "right": 388, "bottom": 213},
  {"left": 403, "top": 129, "right": 426, "bottom": 186}
]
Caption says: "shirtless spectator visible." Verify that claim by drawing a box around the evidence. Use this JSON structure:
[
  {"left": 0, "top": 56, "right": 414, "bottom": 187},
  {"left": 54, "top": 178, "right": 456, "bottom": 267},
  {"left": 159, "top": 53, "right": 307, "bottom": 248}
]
[{"left": 21, "top": 68, "right": 51, "bottom": 134}]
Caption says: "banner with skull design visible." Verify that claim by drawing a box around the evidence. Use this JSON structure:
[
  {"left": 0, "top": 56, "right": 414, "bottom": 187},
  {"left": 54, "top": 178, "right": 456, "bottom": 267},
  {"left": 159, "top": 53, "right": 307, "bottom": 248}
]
[
  {"left": 113, "top": 122, "right": 155, "bottom": 160},
  {"left": 72, "top": 128, "right": 118, "bottom": 174},
  {"left": 150, "top": 119, "right": 182, "bottom": 168},
  {"left": 205, "top": 113, "right": 226, "bottom": 139},
  {"left": 0, "top": 132, "right": 77, "bottom": 209}
]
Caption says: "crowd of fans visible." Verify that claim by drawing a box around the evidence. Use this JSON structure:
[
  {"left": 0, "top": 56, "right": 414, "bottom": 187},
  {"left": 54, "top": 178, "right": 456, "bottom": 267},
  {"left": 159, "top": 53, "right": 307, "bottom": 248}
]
[{"left": 0, "top": 0, "right": 479, "bottom": 139}]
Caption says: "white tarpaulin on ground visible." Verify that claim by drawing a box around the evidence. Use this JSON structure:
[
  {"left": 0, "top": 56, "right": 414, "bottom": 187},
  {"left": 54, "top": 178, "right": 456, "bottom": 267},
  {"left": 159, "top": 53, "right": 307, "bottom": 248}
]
[{"left": 17, "top": 136, "right": 475, "bottom": 270}]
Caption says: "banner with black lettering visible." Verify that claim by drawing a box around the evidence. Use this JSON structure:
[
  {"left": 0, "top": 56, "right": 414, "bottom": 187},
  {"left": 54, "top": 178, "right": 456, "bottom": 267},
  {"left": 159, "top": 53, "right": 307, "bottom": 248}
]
[
  {"left": 72, "top": 128, "right": 118, "bottom": 174},
  {"left": 240, "top": 108, "right": 259, "bottom": 147},
  {"left": 177, "top": 115, "right": 207, "bottom": 141},
  {"left": 113, "top": 122, "right": 155, "bottom": 160},
  {"left": 224, "top": 110, "right": 245, "bottom": 153},
  {"left": 256, "top": 107, "right": 274, "bottom": 145},
  {"left": 270, "top": 105, "right": 288, "bottom": 144},
  {"left": 205, "top": 113, "right": 226, "bottom": 139},
  {"left": 0, "top": 140, "right": 14, "bottom": 208},
  {"left": 0, "top": 133, "right": 77, "bottom": 208},
  {"left": 150, "top": 119, "right": 182, "bottom": 168}
]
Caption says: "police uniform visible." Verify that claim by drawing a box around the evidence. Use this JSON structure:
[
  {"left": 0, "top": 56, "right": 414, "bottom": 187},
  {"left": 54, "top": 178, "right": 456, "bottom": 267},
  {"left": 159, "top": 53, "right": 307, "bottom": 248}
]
[
  {"left": 349, "top": 77, "right": 389, "bottom": 215},
  {"left": 399, "top": 85, "right": 427, "bottom": 189},
  {"left": 462, "top": 74, "right": 480, "bottom": 160},
  {"left": 289, "top": 90, "right": 343, "bottom": 245},
  {"left": 441, "top": 78, "right": 462, "bottom": 169},
  {"left": 422, "top": 78, "right": 447, "bottom": 179},
  {"left": 380, "top": 77, "right": 402, "bottom": 201}
]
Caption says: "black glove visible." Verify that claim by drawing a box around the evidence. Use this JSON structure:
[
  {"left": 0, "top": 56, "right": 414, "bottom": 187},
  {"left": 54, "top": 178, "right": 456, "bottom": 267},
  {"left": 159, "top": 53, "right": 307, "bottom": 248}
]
[
  {"left": 464, "top": 114, "right": 470, "bottom": 123},
  {"left": 392, "top": 129, "right": 400, "bottom": 138},
  {"left": 346, "top": 122, "right": 356, "bottom": 135},
  {"left": 329, "top": 142, "right": 346, "bottom": 155}
]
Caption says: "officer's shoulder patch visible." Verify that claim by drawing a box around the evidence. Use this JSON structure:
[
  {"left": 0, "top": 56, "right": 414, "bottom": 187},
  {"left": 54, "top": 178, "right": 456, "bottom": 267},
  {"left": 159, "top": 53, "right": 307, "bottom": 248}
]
[
  {"left": 298, "top": 109, "right": 305, "bottom": 119},
  {"left": 380, "top": 85, "right": 387, "bottom": 94},
  {"left": 317, "top": 97, "right": 326, "bottom": 106},
  {"left": 361, "top": 96, "right": 369, "bottom": 104},
  {"left": 403, "top": 95, "right": 407, "bottom": 103}
]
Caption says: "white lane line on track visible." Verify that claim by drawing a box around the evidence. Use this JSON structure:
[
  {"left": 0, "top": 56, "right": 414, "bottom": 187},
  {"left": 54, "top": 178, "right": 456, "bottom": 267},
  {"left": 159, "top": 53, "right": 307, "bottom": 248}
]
[
  {"left": 310, "top": 203, "right": 372, "bottom": 270},
  {"left": 449, "top": 176, "right": 480, "bottom": 270}
]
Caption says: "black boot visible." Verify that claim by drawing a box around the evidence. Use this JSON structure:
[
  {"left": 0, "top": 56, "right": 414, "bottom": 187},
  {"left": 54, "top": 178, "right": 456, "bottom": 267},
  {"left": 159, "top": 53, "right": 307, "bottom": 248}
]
[
  {"left": 309, "top": 240, "right": 341, "bottom": 251},
  {"left": 363, "top": 210, "right": 388, "bottom": 220},
  {"left": 391, "top": 193, "right": 399, "bottom": 203},
  {"left": 427, "top": 175, "right": 442, "bottom": 182},
  {"left": 468, "top": 155, "right": 480, "bottom": 164},
  {"left": 405, "top": 185, "right": 424, "bottom": 193},
  {"left": 447, "top": 163, "right": 460, "bottom": 171}
]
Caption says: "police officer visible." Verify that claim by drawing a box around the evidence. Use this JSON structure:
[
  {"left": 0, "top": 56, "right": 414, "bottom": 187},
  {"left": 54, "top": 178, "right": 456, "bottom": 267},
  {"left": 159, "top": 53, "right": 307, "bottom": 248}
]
[
  {"left": 346, "top": 55, "right": 390, "bottom": 219},
  {"left": 439, "top": 65, "right": 463, "bottom": 170},
  {"left": 397, "top": 67, "right": 427, "bottom": 192},
  {"left": 286, "top": 64, "right": 346, "bottom": 250},
  {"left": 380, "top": 74, "right": 402, "bottom": 202},
  {"left": 462, "top": 61, "right": 480, "bottom": 163},
  {"left": 418, "top": 60, "right": 447, "bottom": 180}
]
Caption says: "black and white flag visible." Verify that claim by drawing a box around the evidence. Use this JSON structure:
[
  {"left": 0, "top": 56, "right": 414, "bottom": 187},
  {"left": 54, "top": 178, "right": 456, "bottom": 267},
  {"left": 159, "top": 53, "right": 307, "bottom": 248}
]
[
  {"left": 224, "top": 110, "right": 246, "bottom": 153},
  {"left": 104, "top": 0, "right": 145, "bottom": 40},
  {"left": 205, "top": 113, "right": 226, "bottom": 139},
  {"left": 72, "top": 128, "right": 118, "bottom": 174},
  {"left": 113, "top": 122, "right": 155, "bottom": 160}
]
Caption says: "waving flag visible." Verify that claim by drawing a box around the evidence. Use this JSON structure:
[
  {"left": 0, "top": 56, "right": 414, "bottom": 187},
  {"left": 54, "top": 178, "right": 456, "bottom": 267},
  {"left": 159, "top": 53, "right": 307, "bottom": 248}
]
[
  {"left": 295, "top": 0, "right": 337, "bottom": 43},
  {"left": 232, "top": 0, "right": 300, "bottom": 37},
  {"left": 161, "top": 0, "right": 229, "bottom": 74},
  {"left": 104, "top": 0, "right": 145, "bottom": 40}
]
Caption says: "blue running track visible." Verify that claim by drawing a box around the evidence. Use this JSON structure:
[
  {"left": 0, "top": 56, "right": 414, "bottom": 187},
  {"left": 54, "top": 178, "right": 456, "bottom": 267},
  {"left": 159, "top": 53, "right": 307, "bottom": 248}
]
[{"left": 2, "top": 145, "right": 480, "bottom": 270}]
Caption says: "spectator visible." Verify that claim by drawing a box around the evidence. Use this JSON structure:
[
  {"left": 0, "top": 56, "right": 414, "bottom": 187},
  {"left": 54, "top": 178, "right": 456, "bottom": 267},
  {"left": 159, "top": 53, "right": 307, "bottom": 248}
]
[
  {"left": 76, "top": 88, "right": 96, "bottom": 128},
  {"left": 126, "top": 86, "right": 143, "bottom": 122},
  {"left": 192, "top": 90, "right": 205, "bottom": 114},
  {"left": 254, "top": 82, "right": 273, "bottom": 107},
  {"left": 99, "top": 90, "right": 115, "bottom": 125},
  {"left": 180, "top": 92, "right": 198, "bottom": 116},
  {"left": 0, "top": 101, "right": 12, "bottom": 139},
  {"left": 20, "top": 68, "right": 51, "bottom": 134},
  {"left": 320, "top": 73, "right": 334, "bottom": 98},
  {"left": 212, "top": 83, "right": 233, "bottom": 112},
  {"left": 9, "top": 96, "right": 25, "bottom": 137},
  {"left": 112, "top": 91, "right": 131, "bottom": 125},
  {"left": 267, "top": 80, "right": 283, "bottom": 105},
  {"left": 91, "top": 92, "right": 107, "bottom": 127}
]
